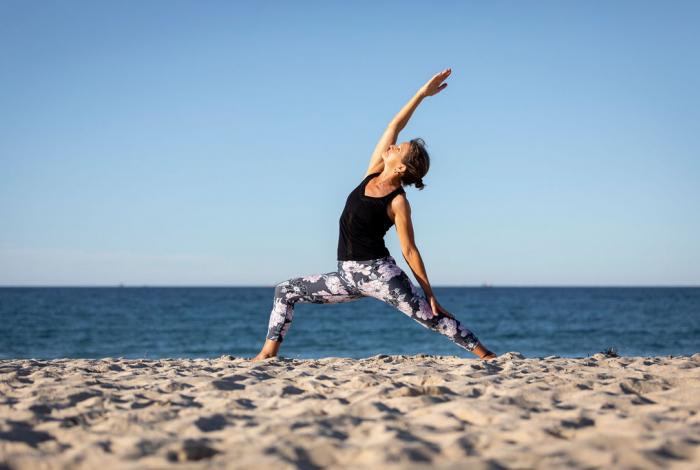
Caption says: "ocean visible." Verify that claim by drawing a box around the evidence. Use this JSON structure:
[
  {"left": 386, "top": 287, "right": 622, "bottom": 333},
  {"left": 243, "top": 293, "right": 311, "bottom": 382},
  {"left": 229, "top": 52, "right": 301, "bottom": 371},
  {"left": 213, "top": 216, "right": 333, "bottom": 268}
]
[{"left": 1, "top": 287, "right": 698, "bottom": 359}]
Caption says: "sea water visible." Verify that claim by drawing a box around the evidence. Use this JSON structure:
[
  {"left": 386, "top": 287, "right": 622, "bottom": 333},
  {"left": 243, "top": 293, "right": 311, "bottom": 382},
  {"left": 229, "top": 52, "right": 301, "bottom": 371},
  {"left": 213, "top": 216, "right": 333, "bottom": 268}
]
[{"left": 1, "top": 287, "right": 698, "bottom": 359}]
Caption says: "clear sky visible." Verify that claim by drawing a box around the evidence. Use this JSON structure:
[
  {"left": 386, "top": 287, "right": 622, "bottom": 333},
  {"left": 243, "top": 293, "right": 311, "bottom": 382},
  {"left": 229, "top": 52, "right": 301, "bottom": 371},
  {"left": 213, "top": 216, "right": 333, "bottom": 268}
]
[{"left": 1, "top": 0, "right": 698, "bottom": 286}]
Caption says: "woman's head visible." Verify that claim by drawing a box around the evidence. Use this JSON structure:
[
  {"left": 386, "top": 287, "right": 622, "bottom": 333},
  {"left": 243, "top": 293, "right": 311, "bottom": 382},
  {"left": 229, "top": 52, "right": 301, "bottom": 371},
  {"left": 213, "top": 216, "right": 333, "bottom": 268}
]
[{"left": 383, "top": 138, "right": 430, "bottom": 190}]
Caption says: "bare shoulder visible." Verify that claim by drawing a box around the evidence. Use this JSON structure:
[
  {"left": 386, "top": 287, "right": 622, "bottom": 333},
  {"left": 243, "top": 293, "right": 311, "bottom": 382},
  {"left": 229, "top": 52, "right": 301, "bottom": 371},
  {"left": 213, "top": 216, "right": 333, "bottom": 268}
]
[
  {"left": 389, "top": 194, "right": 415, "bottom": 249},
  {"left": 389, "top": 193, "right": 411, "bottom": 220},
  {"left": 391, "top": 193, "right": 410, "bottom": 210}
]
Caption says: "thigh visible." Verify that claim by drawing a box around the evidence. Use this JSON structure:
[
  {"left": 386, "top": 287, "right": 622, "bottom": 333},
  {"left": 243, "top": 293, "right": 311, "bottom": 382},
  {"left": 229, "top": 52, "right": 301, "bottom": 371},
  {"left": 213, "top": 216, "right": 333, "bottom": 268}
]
[
  {"left": 278, "top": 270, "right": 362, "bottom": 304},
  {"left": 357, "top": 260, "right": 432, "bottom": 318}
]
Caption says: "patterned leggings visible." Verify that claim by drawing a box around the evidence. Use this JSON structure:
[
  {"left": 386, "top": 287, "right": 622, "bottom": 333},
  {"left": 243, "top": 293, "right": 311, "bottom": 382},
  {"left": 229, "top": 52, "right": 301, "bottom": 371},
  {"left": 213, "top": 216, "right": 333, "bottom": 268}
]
[{"left": 266, "top": 255, "right": 481, "bottom": 352}]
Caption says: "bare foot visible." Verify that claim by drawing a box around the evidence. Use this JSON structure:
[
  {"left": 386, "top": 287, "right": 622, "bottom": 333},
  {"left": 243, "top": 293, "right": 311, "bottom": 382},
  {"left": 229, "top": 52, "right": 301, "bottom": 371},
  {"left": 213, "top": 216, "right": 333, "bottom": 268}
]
[
  {"left": 250, "top": 338, "right": 282, "bottom": 362},
  {"left": 250, "top": 352, "right": 276, "bottom": 362},
  {"left": 472, "top": 342, "right": 497, "bottom": 361}
]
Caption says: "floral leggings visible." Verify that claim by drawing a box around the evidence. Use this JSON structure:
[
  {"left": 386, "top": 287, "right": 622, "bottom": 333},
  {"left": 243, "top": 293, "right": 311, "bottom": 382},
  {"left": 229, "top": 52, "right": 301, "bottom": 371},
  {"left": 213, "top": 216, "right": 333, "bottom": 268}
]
[{"left": 266, "top": 255, "right": 480, "bottom": 352}]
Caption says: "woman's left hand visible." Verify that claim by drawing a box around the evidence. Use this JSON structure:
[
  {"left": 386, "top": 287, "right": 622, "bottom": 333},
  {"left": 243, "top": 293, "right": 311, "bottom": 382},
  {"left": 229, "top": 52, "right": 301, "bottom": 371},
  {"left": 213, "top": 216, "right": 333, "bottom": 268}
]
[{"left": 428, "top": 296, "right": 455, "bottom": 319}]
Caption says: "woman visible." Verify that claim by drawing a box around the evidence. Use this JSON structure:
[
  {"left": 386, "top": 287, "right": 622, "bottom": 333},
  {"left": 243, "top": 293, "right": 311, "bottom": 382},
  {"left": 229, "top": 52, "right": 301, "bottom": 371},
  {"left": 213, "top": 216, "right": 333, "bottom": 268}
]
[{"left": 252, "top": 68, "right": 496, "bottom": 361}]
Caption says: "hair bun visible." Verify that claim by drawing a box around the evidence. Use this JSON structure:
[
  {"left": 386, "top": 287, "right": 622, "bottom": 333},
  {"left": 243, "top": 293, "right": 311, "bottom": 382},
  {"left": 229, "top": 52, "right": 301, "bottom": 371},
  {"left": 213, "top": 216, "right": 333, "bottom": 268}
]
[{"left": 414, "top": 178, "right": 425, "bottom": 190}]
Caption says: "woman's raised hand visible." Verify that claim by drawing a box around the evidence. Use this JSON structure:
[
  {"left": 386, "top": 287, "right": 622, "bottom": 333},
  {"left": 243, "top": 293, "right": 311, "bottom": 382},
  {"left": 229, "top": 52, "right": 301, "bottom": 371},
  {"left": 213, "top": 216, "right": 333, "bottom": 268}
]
[{"left": 419, "top": 68, "right": 452, "bottom": 97}]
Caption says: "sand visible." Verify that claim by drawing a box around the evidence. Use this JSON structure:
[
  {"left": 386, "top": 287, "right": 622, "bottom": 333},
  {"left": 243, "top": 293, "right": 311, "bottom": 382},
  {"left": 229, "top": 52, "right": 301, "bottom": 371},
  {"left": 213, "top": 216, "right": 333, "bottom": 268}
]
[{"left": 1, "top": 352, "right": 699, "bottom": 469}]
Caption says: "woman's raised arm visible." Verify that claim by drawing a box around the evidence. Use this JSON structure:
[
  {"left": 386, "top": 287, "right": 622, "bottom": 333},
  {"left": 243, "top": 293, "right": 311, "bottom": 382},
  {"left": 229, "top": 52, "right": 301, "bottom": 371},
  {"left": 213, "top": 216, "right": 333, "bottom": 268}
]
[
  {"left": 392, "top": 68, "right": 451, "bottom": 131},
  {"left": 366, "top": 68, "right": 452, "bottom": 176}
]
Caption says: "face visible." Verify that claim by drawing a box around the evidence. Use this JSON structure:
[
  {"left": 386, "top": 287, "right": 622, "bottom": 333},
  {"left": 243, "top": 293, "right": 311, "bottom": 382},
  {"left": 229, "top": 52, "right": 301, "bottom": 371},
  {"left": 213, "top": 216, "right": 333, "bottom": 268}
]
[{"left": 382, "top": 141, "right": 410, "bottom": 171}]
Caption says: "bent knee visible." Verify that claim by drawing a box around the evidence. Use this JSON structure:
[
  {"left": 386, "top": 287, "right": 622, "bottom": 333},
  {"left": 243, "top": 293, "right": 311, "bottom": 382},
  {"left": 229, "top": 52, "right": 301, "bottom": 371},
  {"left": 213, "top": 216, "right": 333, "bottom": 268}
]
[{"left": 274, "top": 280, "right": 291, "bottom": 298}]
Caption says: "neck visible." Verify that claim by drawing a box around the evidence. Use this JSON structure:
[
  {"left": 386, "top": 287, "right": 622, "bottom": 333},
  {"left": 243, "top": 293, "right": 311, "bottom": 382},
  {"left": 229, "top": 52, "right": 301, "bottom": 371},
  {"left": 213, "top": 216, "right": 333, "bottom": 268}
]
[{"left": 377, "top": 168, "right": 402, "bottom": 188}]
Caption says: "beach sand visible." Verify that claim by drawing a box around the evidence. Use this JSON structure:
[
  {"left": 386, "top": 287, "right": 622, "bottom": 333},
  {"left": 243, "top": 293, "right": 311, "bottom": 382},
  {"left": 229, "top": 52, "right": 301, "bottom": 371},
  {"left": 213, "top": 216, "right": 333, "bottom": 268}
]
[{"left": 1, "top": 352, "right": 699, "bottom": 469}]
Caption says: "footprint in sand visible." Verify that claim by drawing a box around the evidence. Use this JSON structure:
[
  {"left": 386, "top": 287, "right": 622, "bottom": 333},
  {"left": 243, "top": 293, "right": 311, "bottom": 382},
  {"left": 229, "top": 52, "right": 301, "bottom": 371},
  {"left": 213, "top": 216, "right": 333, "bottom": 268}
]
[
  {"left": 211, "top": 375, "right": 247, "bottom": 391},
  {"left": 194, "top": 414, "right": 229, "bottom": 432},
  {"left": 166, "top": 438, "right": 220, "bottom": 462},
  {"left": 0, "top": 420, "right": 55, "bottom": 448}
]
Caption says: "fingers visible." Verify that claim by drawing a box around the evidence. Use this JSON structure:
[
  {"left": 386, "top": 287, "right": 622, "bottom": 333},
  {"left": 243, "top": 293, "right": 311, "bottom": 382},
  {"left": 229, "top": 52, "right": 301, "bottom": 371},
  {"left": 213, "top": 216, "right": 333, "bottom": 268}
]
[
  {"left": 426, "top": 70, "right": 451, "bottom": 95},
  {"left": 430, "top": 298, "right": 456, "bottom": 319},
  {"left": 430, "top": 68, "right": 451, "bottom": 82}
]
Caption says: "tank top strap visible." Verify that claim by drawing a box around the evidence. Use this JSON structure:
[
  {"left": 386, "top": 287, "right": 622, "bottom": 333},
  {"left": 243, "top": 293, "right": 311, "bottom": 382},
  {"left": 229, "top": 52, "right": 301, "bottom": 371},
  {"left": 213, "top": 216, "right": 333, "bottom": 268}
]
[
  {"left": 384, "top": 186, "right": 405, "bottom": 200},
  {"left": 363, "top": 172, "right": 405, "bottom": 201}
]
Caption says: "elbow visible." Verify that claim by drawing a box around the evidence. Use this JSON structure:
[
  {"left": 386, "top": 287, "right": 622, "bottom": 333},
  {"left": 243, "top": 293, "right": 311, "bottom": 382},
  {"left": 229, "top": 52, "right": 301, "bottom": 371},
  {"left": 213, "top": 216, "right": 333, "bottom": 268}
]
[{"left": 402, "top": 245, "right": 419, "bottom": 259}]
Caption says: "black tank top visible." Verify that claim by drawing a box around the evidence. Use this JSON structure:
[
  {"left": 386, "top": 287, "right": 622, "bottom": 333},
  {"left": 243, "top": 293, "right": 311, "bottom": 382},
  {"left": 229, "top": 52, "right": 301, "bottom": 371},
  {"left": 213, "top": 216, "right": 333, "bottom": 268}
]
[{"left": 337, "top": 172, "right": 406, "bottom": 261}]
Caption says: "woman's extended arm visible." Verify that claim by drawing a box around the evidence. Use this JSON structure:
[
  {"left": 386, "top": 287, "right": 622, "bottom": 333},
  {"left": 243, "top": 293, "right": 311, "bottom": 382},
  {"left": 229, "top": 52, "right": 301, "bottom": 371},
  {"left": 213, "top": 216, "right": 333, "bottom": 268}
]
[
  {"left": 391, "top": 67, "right": 452, "bottom": 131},
  {"left": 366, "top": 68, "right": 452, "bottom": 176},
  {"left": 388, "top": 91, "right": 425, "bottom": 134},
  {"left": 365, "top": 94, "right": 422, "bottom": 176}
]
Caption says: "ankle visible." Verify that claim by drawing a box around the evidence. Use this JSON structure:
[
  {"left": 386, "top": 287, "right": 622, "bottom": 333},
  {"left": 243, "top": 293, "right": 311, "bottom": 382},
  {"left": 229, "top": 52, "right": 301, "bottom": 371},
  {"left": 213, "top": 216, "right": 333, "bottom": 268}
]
[
  {"left": 472, "top": 342, "right": 496, "bottom": 359},
  {"left": 262, "top": 338, "right": 281, "bottom": 355}
]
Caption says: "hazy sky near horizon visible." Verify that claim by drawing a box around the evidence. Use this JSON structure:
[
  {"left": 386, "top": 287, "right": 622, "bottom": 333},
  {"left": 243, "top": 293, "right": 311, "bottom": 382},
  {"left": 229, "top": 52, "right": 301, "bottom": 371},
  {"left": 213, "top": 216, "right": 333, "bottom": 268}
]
[{"left": 1, "top": 0, "right": 698, "bottom": 286}]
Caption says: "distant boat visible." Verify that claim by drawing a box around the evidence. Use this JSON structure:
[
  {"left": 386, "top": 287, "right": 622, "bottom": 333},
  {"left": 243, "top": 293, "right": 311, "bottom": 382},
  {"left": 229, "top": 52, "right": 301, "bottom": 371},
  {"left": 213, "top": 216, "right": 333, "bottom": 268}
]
[{"left": 480, "top": 283, "right": 493, "bottom": 288}]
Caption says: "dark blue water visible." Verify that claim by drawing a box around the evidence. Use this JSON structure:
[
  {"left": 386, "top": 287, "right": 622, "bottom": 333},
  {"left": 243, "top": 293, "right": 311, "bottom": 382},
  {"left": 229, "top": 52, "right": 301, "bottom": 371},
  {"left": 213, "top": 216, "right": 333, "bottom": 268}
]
[{"left": 1, "top": 287, "right": 698, "bottom": 359}]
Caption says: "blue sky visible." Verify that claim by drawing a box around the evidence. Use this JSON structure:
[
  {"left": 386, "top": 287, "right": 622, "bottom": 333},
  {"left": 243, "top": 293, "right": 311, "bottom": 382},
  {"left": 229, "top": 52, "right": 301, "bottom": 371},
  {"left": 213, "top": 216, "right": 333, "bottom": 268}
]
[{"left": 1, "top": 0, "right": 698, "bottom": 286}]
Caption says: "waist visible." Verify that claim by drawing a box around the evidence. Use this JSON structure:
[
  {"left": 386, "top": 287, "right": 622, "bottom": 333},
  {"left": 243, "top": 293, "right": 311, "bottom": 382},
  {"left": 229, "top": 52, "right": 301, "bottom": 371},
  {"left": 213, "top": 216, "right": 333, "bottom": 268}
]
[{"left": 337, "top": 254, "right": 396, "bottom": 267}]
